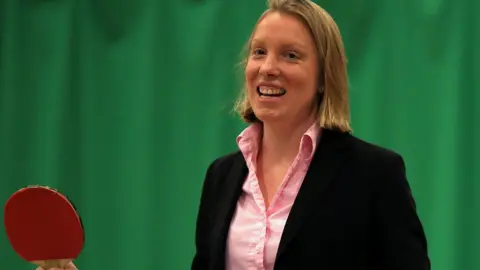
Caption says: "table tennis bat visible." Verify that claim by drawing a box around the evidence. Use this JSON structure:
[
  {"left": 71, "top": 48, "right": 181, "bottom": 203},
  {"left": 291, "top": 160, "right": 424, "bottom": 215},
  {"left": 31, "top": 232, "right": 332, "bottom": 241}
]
[{"left": 4, "top": 185, "right": 84, "bottom": 269}]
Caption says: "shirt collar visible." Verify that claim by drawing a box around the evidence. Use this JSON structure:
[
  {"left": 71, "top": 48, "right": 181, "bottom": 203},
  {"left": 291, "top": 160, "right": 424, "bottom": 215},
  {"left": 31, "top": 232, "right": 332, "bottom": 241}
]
[{"left": 236, "top": 121, "right": 320, "bottom": 162}]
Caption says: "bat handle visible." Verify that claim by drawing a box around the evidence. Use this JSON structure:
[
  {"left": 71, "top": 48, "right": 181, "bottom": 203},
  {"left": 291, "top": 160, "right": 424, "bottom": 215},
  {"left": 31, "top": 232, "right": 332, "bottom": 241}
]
[{"left": 33, "top": 259, "right": 72, "bottom": 269}]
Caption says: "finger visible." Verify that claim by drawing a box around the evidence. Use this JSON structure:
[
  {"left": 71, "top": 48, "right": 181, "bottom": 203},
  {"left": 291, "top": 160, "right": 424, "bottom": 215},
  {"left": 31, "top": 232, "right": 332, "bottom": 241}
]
[
  {"left": 35, "top": 261, "right": 75, "bottom": 270},
  {"left": 35, "top": 263, "right": 69, "bottom": 270},
  {"left": 65, "top": 262, "right": 77, "bottom": 269}
]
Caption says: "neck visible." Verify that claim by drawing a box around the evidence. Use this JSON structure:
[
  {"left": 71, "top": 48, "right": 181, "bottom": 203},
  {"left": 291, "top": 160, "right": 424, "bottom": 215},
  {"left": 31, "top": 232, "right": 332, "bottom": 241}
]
[{"left": 259, "top": 116, "right": 317, "bottom": 165}]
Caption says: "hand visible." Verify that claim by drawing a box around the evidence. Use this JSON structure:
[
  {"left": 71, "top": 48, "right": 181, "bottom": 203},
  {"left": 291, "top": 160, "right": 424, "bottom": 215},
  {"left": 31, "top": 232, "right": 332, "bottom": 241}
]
[{"left": 36, "top": 262, "right": 77, "bottom": 270}]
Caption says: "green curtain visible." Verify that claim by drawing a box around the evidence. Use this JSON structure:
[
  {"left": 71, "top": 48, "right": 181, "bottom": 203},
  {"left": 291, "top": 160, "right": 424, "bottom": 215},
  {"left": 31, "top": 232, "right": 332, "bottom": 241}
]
[{"left": 1, "top": 0, "right": 478, "bottom": 269}]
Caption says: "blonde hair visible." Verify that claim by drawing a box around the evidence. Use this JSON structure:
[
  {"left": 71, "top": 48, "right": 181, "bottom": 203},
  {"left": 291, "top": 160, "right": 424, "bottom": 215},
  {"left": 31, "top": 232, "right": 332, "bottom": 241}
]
[{"left": 234, "top": 0, "right": 351, "bottom": 132}]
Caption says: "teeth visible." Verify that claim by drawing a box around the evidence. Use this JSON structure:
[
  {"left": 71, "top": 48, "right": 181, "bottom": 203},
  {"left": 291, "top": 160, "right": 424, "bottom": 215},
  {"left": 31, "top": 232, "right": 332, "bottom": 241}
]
[{"left": 258, "top": 87, "right": 286, "bottom": 95}]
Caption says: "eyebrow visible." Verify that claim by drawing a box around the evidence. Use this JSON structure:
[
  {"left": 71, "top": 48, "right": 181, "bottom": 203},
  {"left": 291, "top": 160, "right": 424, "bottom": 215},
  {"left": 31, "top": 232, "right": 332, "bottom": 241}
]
[{"left": 251, "top": 38, "right": 308, "bottom": 51}]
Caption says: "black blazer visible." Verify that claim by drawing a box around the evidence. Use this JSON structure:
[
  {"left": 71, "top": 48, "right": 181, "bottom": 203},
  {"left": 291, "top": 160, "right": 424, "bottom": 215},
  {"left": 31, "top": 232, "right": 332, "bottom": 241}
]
[{"left": 192, "top": 128, "right": 430, "bottom": 270}]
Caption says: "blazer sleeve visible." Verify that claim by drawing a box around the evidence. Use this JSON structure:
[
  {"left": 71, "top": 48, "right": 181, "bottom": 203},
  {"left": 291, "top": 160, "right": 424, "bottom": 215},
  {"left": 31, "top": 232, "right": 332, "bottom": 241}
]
[
  {"left": 191, "top": 161, "right": 216, "bottom": 270},
  {"left": 373, "top": 154, "right": 431, "bottom": 270}
]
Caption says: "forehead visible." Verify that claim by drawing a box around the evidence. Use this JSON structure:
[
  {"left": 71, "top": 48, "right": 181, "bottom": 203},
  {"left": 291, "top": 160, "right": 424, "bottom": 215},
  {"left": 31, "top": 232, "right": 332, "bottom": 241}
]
[{"left": 251, "top": 12, "right": 314, "bottom": 49}]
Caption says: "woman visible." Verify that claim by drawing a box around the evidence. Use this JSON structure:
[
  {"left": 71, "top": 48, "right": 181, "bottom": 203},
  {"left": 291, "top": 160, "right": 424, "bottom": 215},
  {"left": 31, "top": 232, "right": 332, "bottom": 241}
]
[{"left": 192, "top": 0, "right": 430, "bottom": 270}]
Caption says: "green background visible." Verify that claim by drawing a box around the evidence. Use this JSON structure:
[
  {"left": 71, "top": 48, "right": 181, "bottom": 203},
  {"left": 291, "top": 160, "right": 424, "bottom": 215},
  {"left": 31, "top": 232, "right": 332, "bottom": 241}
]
[{"left": 1, "top": 0, "right": 479, "bottom": 269}]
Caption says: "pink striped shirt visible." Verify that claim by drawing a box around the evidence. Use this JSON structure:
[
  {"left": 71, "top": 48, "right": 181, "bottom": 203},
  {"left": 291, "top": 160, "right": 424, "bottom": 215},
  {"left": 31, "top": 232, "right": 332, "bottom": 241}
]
[{"left": 226, "top": 123, "right": 319, "bottom": 270}]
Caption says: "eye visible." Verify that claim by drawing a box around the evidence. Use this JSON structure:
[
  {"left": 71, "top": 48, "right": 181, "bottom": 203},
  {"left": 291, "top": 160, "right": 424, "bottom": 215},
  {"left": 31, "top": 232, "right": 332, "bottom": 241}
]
[
  {"left": 285, "top": 51, "right": 299, "bottom": 60},
  {"left": 252, "top": 48, "right": 266, "bottom": 56}
]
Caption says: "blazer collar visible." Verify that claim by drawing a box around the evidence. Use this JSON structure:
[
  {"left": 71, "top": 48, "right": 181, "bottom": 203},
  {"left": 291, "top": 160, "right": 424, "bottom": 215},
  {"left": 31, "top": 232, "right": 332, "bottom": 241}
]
[
  {"left": 275, "top": 128, "right": 349, "bottom": 262},
  {"left": 211, "top": 153, "right": 248, "bottom": 270}
]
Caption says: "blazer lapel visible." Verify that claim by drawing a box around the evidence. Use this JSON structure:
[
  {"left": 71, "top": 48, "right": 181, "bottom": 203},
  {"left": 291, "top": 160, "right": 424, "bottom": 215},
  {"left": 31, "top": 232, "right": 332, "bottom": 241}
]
[
  {"left": 211, "top": 153, "right": 248, "bottom": 270},
  {"left": 275, "top": 129, "right": 349, "bottom": 261}
]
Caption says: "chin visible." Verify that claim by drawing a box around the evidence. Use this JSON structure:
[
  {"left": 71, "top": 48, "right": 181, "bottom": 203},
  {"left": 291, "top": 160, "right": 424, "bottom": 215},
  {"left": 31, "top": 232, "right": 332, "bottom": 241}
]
[{"left": 253, "top": 110, "right": 283, "bottom": 123}]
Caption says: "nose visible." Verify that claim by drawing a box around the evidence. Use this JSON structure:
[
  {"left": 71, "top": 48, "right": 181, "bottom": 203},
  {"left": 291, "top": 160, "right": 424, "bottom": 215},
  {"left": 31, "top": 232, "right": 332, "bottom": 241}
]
[{"left": 259, "top": 55, "right": 280, "bottom": 77}]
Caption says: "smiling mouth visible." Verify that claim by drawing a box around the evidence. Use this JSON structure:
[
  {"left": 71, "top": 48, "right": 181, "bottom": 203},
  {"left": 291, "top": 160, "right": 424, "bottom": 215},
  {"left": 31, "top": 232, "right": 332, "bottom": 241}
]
[{"left": 257, "top": 87, "right": 286, "bottom": 97}]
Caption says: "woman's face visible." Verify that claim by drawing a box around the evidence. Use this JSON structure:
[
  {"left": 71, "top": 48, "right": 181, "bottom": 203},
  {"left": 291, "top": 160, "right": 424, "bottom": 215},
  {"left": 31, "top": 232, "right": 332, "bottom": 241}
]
[{"left": 245, "top": 12, "right": 319, "bottom": 125}]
